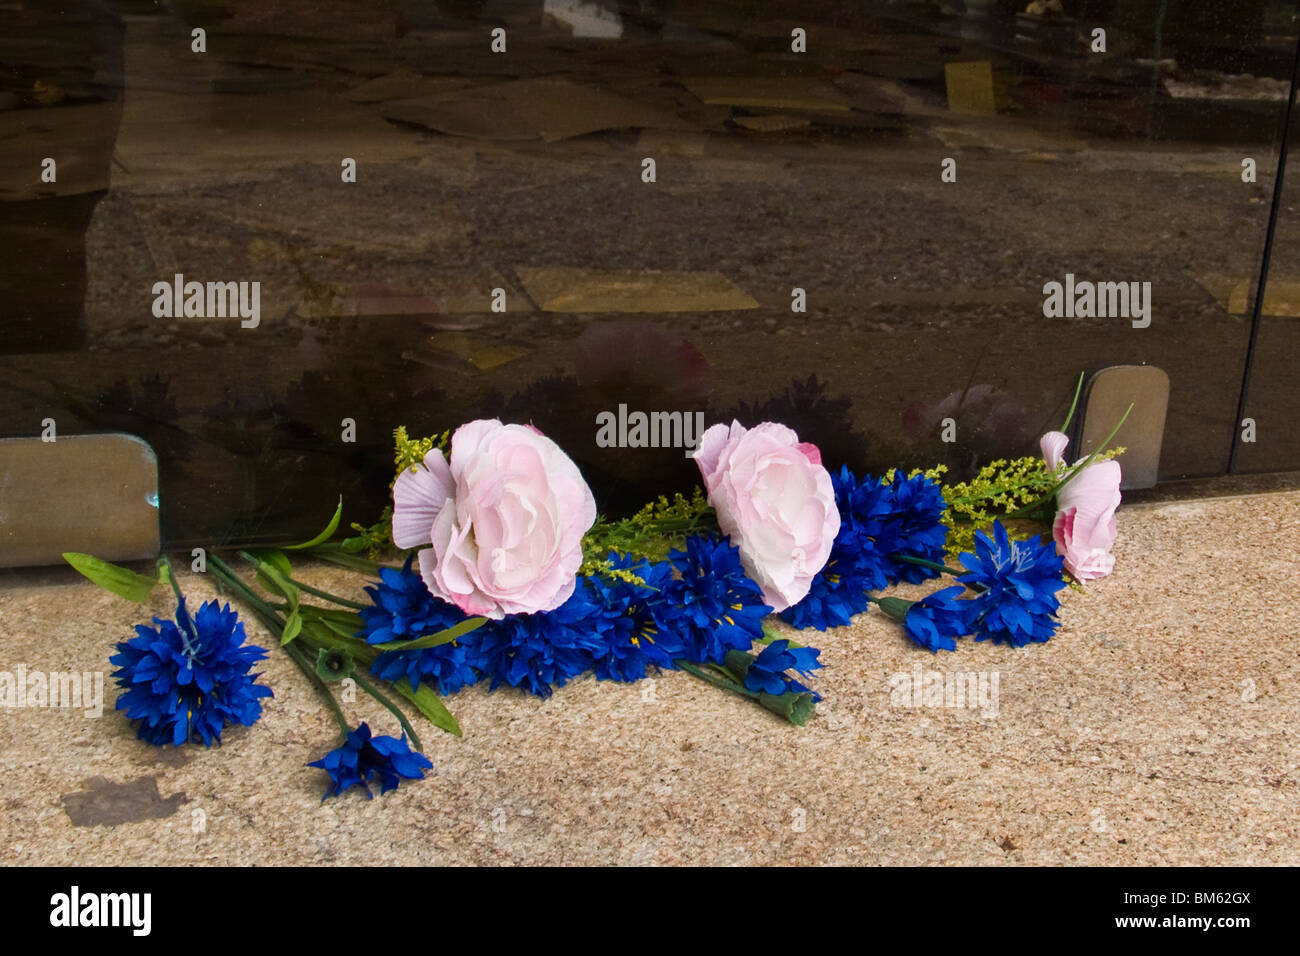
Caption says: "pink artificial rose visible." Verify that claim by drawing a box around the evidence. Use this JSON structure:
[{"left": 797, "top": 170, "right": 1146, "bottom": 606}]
[
  {"left": 1040, "top": 430, "right": 1122, "bottom": 581},
  {"left": 694, "top": 421, "right": 840, "bottom": 612},
  {"left": 391, "top": 419, "right": 597, "bottom": 619}
]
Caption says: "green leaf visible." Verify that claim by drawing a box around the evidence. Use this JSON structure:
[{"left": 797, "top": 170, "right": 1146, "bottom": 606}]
[
  {"left": 281, "top": 608, "right": 302, "bottom": 645},
  {"left": 285, "top": 497, "right": 343, "bottom": 551},
  {"left": 1059, "top": 371, "right": 1086, "bottom": 432},
  {"left": 243, "top": 549, "right": 298, "bottom": 610},
  {"left": 62, "top": 553, "right": 159, "bottom": 603},
  {"left": 394, "top": 679, "right": 462, "bottom": 737},
  {"left": 300, "top": 604, "right": 366, "bottom": 628},
  {"left": 373, "top": 616, "right": 486, "bottom": 652},
  {"left": 319, "top": 616, "right": 369, "bottom": 645},
  {"left": 298, "top": 619, "right": 376, "bottom": 663},
  {"left": 758, "top": 621, "right": 807, "bottom": 648}
]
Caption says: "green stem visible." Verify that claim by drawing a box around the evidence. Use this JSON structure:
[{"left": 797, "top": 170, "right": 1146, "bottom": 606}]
[
  {"left": 208, "top": 555, "right": 352, "bottom": 739},
  {"left": 1003, "top": 495, "right": 1060, "bottom": 521},
  {"left": 158, "top": 554, "right": 183, "bottom": 606},
  {"left": 283, "top": 575, "right": 368, "bottom": 611},
  {"left": 308, "top": 547, "right": 399, "bottom": 575},
  {"left": 158, "top": 554, "right": 203, "bottom": 654},
  {"left": 891, "top": 553, "right": 964, "bottom": 577},
  {"left": 209, "top": 556, "right": 282, "bottom": 629},
  {"left": 236, "top": 550, "right": 368, "bottom": 610},
  {"left": 677, "top": 660, "right": 759, "bottom": 699},
  {"left": 1051, "top": 403, "right": 1133, "bottom": 497},
  {"left": 1060, "top": 371, "right": 1086, "bottom": 432},
  {"left": 352, "top": 673, "right": 422, "bottom": 752}
]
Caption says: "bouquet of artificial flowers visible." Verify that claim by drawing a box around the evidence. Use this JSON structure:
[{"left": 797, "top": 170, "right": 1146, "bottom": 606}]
[{"left": 68, "top": 377, "right": 1126, "bottom": 800}]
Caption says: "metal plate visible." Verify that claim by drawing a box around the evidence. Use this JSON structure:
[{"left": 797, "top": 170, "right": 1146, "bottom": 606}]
[
  {"left": 1078, "top": 366, "right": 1171, "bottom": 491},
  {"left": 0, "top": 433, "right": 159, "bottom": 568}
]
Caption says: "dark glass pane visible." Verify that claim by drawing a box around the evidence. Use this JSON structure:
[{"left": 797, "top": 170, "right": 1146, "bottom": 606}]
[{"left": 2, "top": 0, "right": 1297, "bottom": 549}]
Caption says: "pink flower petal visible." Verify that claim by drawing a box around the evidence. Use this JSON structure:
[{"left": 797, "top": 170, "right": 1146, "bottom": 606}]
[
  {"left": 1040, "top": 430, "right": 1070, "bottom": 471},
  {"left": 795, "top": 442, "right": 822, "bottom": 466},
  {"left": 391, "top": 450, "right": 453, "bottom": 549}
]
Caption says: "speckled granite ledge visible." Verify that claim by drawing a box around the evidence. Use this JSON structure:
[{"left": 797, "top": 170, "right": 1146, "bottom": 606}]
[{"left": 1, "top": 490, "right": 1297, "bottom": 865}]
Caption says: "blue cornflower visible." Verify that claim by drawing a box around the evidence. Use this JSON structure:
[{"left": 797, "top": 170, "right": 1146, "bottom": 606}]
[
  {"left": 783, "top": 467, "right": 948, "bottom": 627},
  {"left": 876, "top": 471, "right": 949, "bottom": 583},
  {"left": 957, "top": 521, "right": 1065, "bottom": 647},
  {"left": 370, "top": 640, "right": 479, "bottom": 696},
  {"left": 780, "top": 549, "right": 874, "bottom": 630},
  {"left": 666, "top": 534, "right": 771, "bottom": 664},
  {"left": 358, "top": 557, "right": 452, "bottom": 645},
  {"left": 111, "top": 596, "right": 272, "bottom": 747},
  {"left": 783, "top": 471, "right": 876, "bottom": 629},
  {"left": 843, "top": 468, "right": 949, "bottom": 586},
  {"left": 360, "top": 561, "right": 480, "bottom": 695},
  {"left": 465, "top": 587, "right": 607, "bottom": 697},
  {"left": 587, "top": 553, "right": 686, "bottom": 683},
  {"left": 742, "top": 639, "right": 823, "bottom": 698},
  {"left": 308, "top": 722, "right": 432, "bottom": 800},
  {"left": 900, "top": 586, "right": 973, "bottom": 653}
]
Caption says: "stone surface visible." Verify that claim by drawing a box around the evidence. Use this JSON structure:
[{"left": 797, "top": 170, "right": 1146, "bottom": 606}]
[{"left": 0, "top": 488, "right": 1297, "bottom": 864}]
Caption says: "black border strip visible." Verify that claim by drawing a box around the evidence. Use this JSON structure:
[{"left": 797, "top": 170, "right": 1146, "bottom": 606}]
[{"left": 1229, "top": 23, "right": 1300, "bottom": 473}]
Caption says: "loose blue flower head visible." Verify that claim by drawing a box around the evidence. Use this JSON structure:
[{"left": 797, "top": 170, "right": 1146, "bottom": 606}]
[
  {"left": 902, "top": 586, "right": 973, "bottom": 653},
  {"left": 466, "top": 587, "right": 607, "bottom": 697},
  {"left": 742, "top": 639, "right": 823, "bottom": 698},
  {"left": 308, "top": 722, "right": 432, "bottom": 800},
  {"left": 958, "top": 522, "right": 1065, "bottom": 647},
  {"left": 361, "top": 562, "right": 481, "bottom": 695},
  {"left": 587, "top": 553, "right": 685, "bottom": 683},
  {"left": 111, "top": 597, "right": 272, "bottom": 747},
  {"left": 666, "top": 534, "right": 770, "bottom": 664}
]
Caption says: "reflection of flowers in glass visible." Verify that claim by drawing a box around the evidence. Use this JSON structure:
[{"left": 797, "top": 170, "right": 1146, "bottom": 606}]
[
  {"left": 958, "top": 522, "right": 1065, "bottom": 647},
  {"left": 309, "top": 722, "right": 432, "bottom": 800},
  {"left": 902, "top": 383, "right": 1030, "bottom": 451},
  {"left": 1040, "top": 431, "right": 1122, "bottom": 582},
  {"left": 392, "top": 419, "right": 597, "bottom": 619},
  {"left": 111, "top": 597, "right": 272, "bottom": 747},
  {"left": 667, "top": 534, "right": 771, "bottom": 664},
  {"left": 576, "top": 318, "right": 710, "bottom": 403},
  {"left": 694, "top": 421, "right": 839, "bottom": 612}
]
